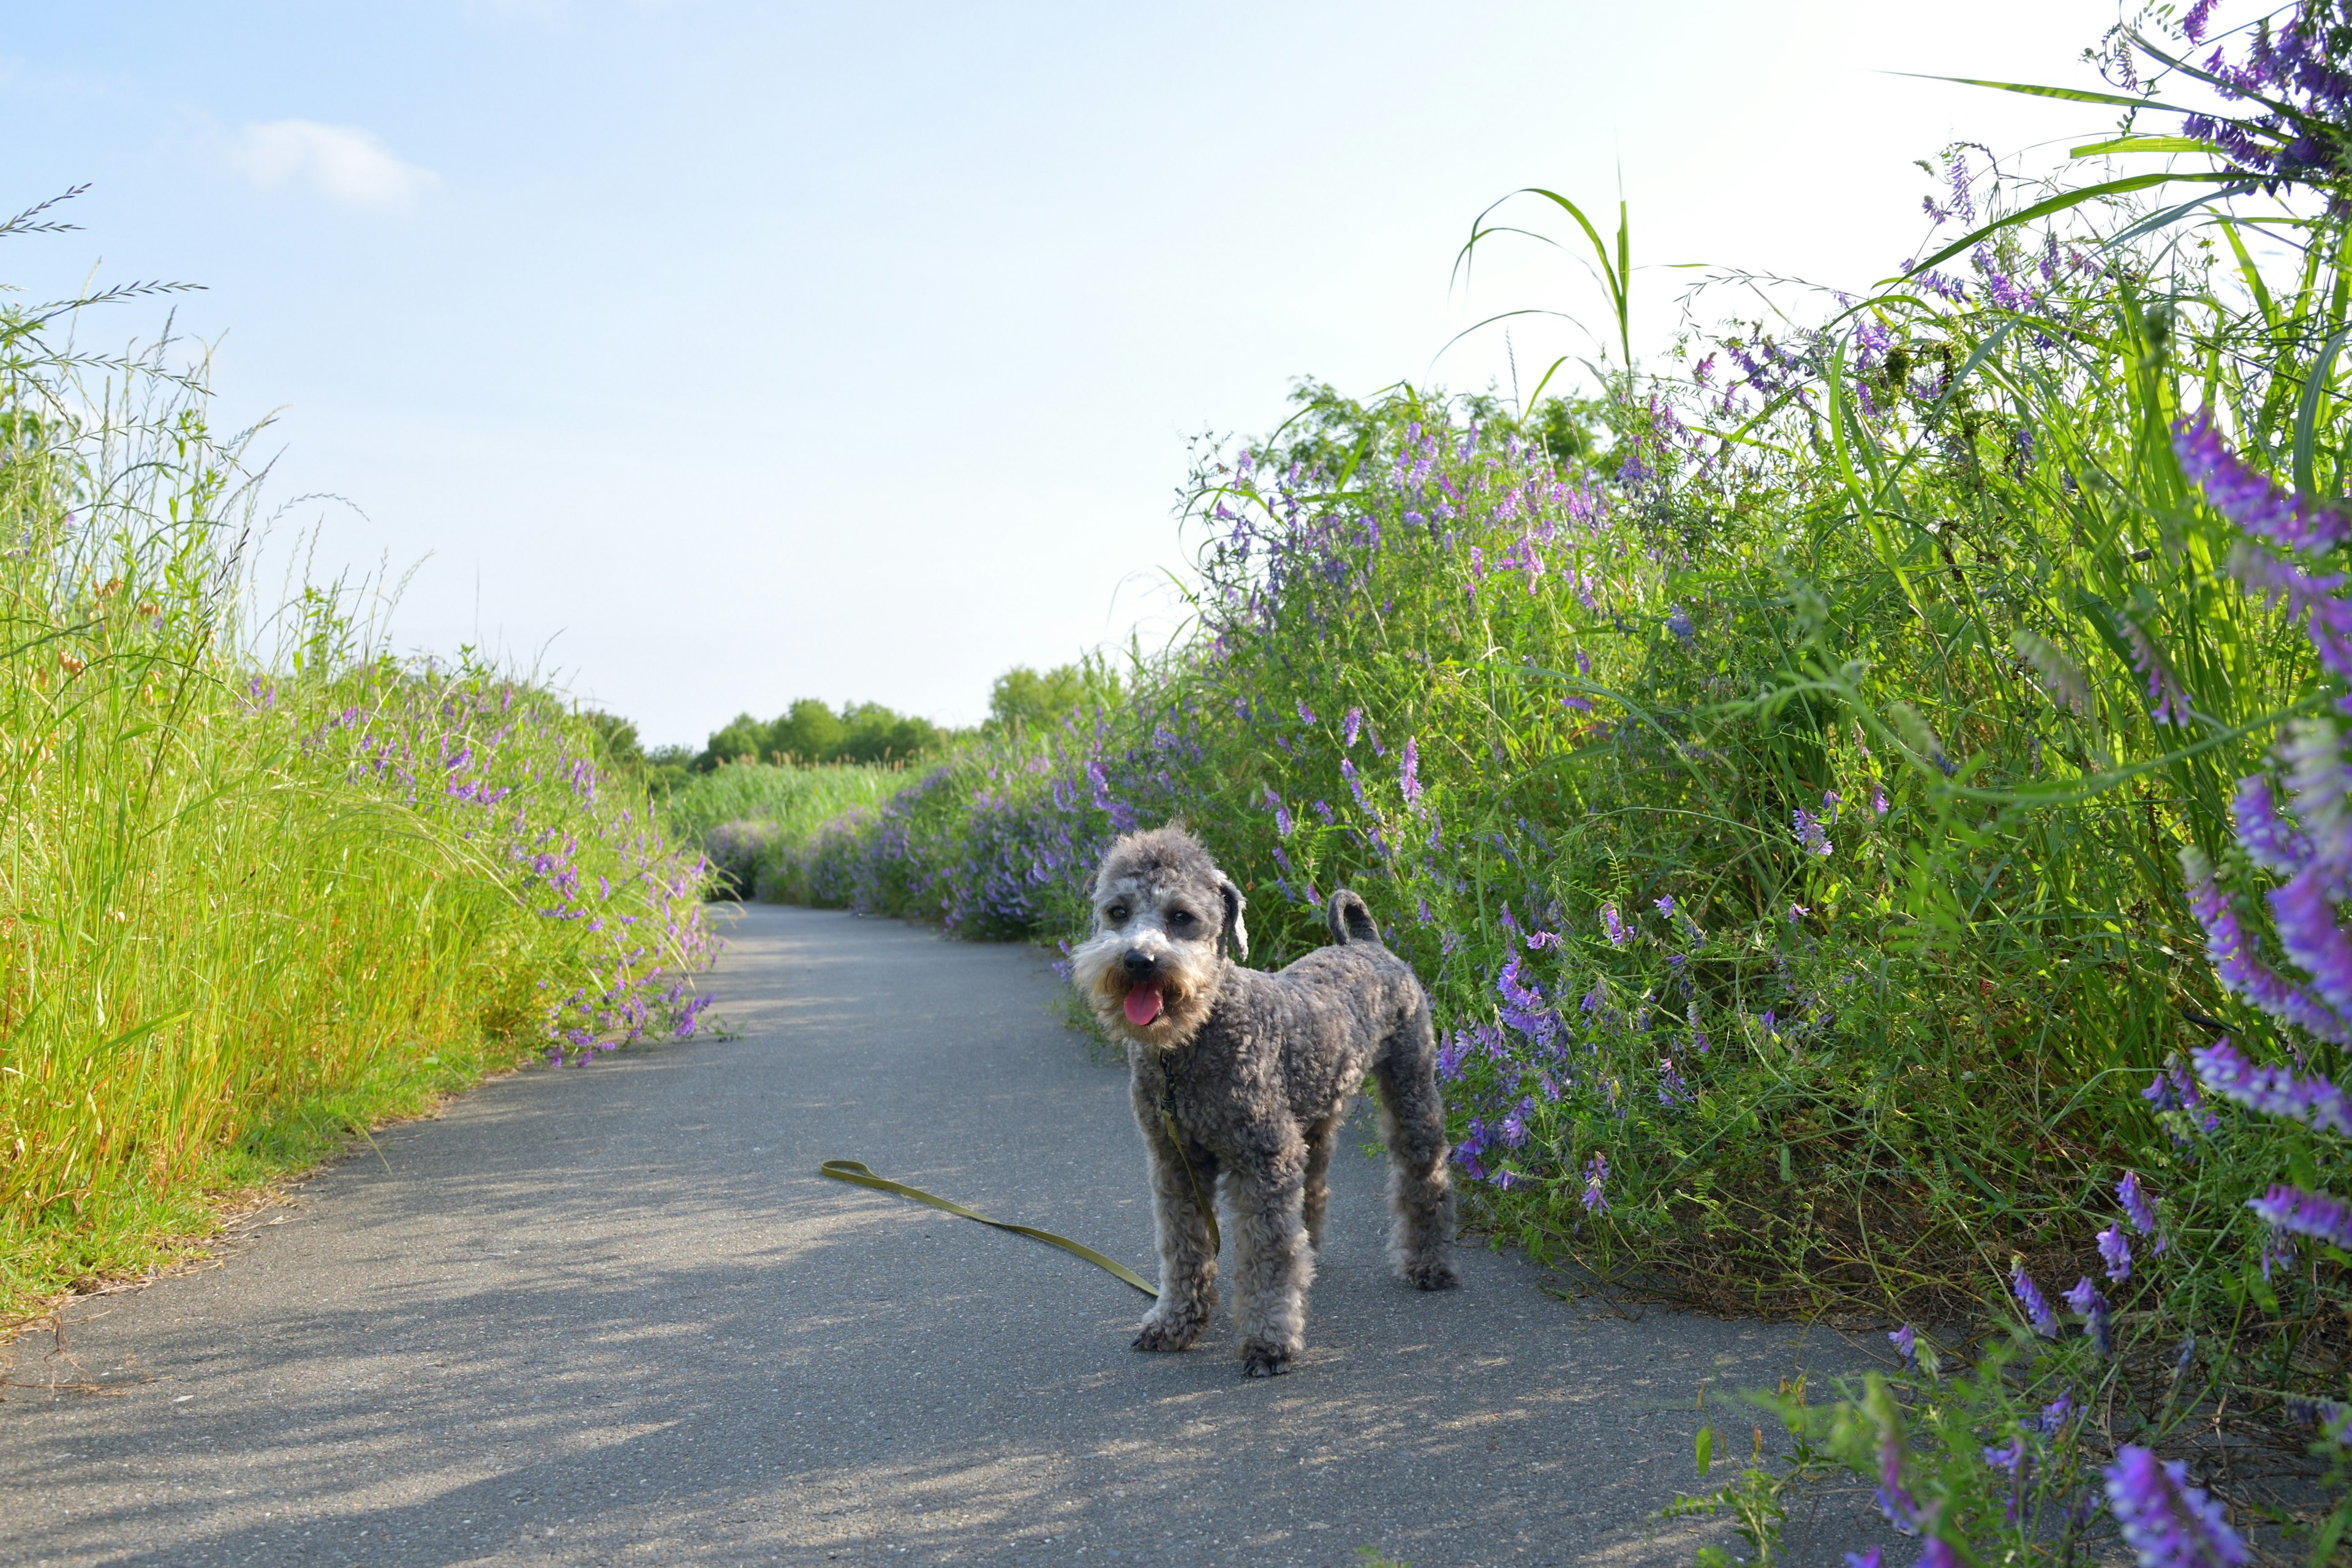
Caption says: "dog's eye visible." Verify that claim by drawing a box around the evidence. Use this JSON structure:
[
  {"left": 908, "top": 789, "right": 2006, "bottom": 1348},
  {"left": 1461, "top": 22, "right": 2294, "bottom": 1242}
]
[
  {"left": 1169, "top": 910, "right": 1194, "bottom": 927},
  {"left": 1106, "top": 905, "right": 1128, "bottom": 923}
]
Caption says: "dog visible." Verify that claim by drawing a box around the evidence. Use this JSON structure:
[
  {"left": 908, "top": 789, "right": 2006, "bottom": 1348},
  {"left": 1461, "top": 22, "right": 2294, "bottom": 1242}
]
[{"left": 1069, "top": 824, "right": 1458, "bottom": 1377}]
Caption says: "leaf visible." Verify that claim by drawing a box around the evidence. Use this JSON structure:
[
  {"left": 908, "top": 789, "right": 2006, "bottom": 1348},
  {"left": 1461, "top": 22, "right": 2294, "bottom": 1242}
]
[
  {"left": 2293, "top": 326, "right": 2348, "bottom": 496},
  {"left": 2070, "top": 135, "right": 2223, "bottom": 157},
  {"left": 1903, "top": 172, "right": 2242, "bottom": 276},
  {"left": 1695, "top": 1424, "right": 1716, "bottom": 1478},
  {"left": 1887, "top": 72, "right": 2203, "bottom": 115}
]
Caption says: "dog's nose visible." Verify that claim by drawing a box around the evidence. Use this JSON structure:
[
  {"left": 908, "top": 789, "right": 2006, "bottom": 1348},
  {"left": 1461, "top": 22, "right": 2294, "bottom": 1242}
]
[{"left": 1121, "top": 950, "right": 1158, "bottom": 979}]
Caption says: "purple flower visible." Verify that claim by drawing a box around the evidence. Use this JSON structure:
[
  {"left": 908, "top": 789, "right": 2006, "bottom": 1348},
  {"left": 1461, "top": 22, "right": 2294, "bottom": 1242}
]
[
  {"left": 2185, "top": 864, "right": 2352, "bottom": 1045},
  {"left": 1295, "top": 700, "right": 1317, "bottom": 726},
  {"left": 2039, "top": 1396, "right": 2074, "bottom": 1436},
  {"left": 1917, "top": 1545, "right": 1961, "bottom": 1568},
  {"left": 1501, "top": 1096, "right": 1534, "bottom": 1148},
  {"left": 1601, "top": 903, "right": 1627, "bottom": 948},
  {"left": 1984, "top": 1433, "right": 2034, "bottom": 1523},
  {"left": 1581, "top": 1153, "right": 1610, "bottom": 1215},
  {"left": 2183, "top": 0, "right": 2217, "bottom": 42},
  {"left": 2231, "top": 775, "right": 2313, "bottom": 875},
  {"left": 2143, "top": 1059, "right": 2222, "bottom": 1134},
  {"left": 2119, "top": 1170, "right": 2158, "bottom": 1236},
  {"left": 2097, "top": 1223, "right": 2132, "bottom": 1283},
  {"left": 1340, "top": 757, "right": 1366, "bottom": 809},
  {"left": 1401, "top": 736, "right": 1423, "bottom": 809},
  {"left": 1874, "top": 1418, "right": 1919, "bottom": 1535},
  {"left": 1843, "top": 1553, "right": 1882, "bottom": 1568},
  {"left": 2247, "top": 1183, "right": 2352, "bottom": 1250},
  {"left": 2175, "top": 408, "right": 2350, "bottom": 555},
  {"left": 2067, "top": 1276, "right": 2114, "bottom": 1357},
  {"left": 2103, "top": 1446, "right": 2250, "bottom": 1568},
  {"left": 2122, "top": 615, "right": 2193, "bottom": 725},
  {"left": 1666, "top": 606, "right": 1694, "bottom": 644},
  {"left": 2012, "top": 1261, "right": 2059, "bottom": 1337},
  {"left": 1792, "top": 807, "right": 1833, "bottom": 857},
  {"left": 2192, "top": 1038, "right": 2352, "bottom": 1134},
  {"left": 1787, "top": 903, "right": 1809, "bottom": 922},
  {"left": 1654, "top": 894, "right": 1675, "bottom": 918},
  {"left": 2269, "top": 867, "right": 2352, "bottom": 1025},
  {"left": 1872, "top": 789, "right": 1889, "bottom": 817},
  {"left": 1343, "top": 707, "right": 1362, "bottom": 747},
  {"left": 1888, "top": 1324, "right": 1917, "bottom": 1371}
]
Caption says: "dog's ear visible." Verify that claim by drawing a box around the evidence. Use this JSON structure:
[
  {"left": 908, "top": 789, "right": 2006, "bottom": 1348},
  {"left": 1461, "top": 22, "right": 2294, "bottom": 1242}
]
[{"left": 1218, "top": 876, "right": 1249, "bottom": 962}]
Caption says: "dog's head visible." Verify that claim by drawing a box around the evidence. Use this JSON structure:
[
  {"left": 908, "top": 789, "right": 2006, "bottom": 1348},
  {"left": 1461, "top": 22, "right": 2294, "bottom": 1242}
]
[{"left": 1069, "top": 824, "right": 1246, "bottom": 1050}]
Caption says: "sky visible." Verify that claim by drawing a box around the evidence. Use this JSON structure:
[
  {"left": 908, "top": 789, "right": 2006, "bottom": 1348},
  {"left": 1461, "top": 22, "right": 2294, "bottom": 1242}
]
[{"left": 4, "top": 0, "right": 2136, "bottom": 746}]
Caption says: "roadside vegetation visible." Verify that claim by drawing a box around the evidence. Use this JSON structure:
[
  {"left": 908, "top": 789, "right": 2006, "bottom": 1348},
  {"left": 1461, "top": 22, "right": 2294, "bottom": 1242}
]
[
  {"left": 732, "top": 6, "right": 2352, "bottom": 1558},
  {"left": 0, "top": 197, "right": 714, "bottom": 1317}
]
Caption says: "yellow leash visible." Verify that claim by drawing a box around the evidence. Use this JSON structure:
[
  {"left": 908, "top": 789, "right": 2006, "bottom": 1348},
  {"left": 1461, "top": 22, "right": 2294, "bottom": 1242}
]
[{"left": 818, "top": 1159, "right": 1159, "bottom": 1298}]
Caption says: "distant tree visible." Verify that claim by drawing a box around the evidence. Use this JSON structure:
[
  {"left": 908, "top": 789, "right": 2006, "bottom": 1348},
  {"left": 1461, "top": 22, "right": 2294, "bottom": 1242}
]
[
  {"left": 984, "top": 662, "right": 1118, "bottom": 737},
  {"left": 695, "top": 696, "right": 948, "bottom": 769},
  {"left": 701, "top": 712, "right": 769, "bottom": 769},
  {"left": 769, "top": 698, "right": 846, "bottom": 763},
  {"left": 835, "top": 702, "right": 941, "bottom": 764}
]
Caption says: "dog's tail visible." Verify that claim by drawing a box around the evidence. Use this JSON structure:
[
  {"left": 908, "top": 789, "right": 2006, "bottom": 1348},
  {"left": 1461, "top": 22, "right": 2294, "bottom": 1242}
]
[{"left": 1326, "top": 888, "right": 1382, "bottom": 946}]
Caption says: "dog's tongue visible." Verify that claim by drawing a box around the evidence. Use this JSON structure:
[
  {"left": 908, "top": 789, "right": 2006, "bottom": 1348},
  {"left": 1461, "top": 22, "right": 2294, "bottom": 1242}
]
[{"left": 1124, "top": 984, "right": 1164, "bottom": 1027}]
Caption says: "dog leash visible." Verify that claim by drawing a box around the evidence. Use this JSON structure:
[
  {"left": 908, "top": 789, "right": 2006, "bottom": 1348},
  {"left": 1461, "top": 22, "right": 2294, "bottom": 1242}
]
[{"left": 818, "top": 1159, "right": 1159, "bottom": 1297}]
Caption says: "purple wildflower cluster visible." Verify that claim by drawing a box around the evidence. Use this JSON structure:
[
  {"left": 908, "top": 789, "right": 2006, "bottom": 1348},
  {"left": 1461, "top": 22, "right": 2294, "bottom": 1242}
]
[
  {"left": 2104, "top": 1447, "right": 2252, "bottom": 1568},
  {"left": 314, "top": 668, "right": 715, "bottom": 1060},
  {"left": 2171, "top": 1, "right": 2352, "bottom": 204},
  {"left": 2179, "top": 409, "right": 2352, "bottom": 1102}
]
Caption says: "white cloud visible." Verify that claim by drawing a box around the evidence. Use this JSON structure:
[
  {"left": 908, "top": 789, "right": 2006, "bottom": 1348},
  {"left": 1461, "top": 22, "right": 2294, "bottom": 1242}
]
[{"left": 229, "top": 119, "right": 437, "bottom": 213}]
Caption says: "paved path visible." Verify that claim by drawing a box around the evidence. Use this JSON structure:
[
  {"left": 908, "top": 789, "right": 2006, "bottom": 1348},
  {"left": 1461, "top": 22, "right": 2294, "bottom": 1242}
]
[{"left": 2, "top": 906, "right": 1893, "bottom": 1567}]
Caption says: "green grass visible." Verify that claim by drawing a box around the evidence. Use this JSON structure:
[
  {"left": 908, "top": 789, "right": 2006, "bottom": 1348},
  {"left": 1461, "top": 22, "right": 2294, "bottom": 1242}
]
[
  {"left": 660, "top": 761, "right": 912, "bottom": 898},
  {"left": 0, "top": 243, "right": 714, "bottom": 1318}
]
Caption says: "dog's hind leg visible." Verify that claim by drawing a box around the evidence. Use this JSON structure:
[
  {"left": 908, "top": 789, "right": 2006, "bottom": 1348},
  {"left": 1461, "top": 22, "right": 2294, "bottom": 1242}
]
[
  {"left": 1227, "top": 1148, "right": 1314, "bottom": 1377},
  {"left": 1134, "top": 1121, "right": 1219, "bottom": 1352},
  {"left": 1373, "top": 1001, "right": 1460, "bottom": 1291},
  {"left": 1301, "top": 1108, "right": 1341, "bottom": 1256}
]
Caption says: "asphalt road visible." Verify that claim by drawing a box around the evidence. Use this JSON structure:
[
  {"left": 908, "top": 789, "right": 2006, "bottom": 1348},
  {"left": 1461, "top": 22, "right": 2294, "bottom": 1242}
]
[{"left": 2, "top": 905, "right": 1895, "bottom": 1567}]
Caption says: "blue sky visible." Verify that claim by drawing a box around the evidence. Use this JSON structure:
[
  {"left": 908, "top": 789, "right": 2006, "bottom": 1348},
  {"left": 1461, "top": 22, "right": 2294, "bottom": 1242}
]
[{"left": 6, "top": 1, "right": 2120, "bottom": 745}]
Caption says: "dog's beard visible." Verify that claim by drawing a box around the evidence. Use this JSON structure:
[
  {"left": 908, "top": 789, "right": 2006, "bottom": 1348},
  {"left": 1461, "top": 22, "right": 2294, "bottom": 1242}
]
[{"left": 1070, "top": 932, "right": 1218, "bottom": 1047}]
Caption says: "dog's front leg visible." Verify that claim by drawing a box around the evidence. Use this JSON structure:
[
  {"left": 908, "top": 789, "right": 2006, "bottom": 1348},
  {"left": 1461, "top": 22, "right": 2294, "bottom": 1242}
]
[
  {"left": 1228, "top": 1155, "right": 1313, "bottom": 1377},
  {"left": 1133, "top": 1121, "right": 1219, "bottom": 1352}
]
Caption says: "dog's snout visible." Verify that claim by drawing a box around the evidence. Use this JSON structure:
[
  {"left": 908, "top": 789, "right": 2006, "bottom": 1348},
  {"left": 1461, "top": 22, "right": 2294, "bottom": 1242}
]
[{"left": 1121, "top": 950, "right": 1158, "bottom": 979}]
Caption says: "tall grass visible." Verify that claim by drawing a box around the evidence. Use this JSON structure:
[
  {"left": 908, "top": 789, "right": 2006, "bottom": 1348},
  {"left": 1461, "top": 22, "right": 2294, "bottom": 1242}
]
[
  {"left": 0, "top": 212, "right": 714, "bottom": 1313},
  {"left": 661, "top": 760, "right": 910, "bottom": 898}
]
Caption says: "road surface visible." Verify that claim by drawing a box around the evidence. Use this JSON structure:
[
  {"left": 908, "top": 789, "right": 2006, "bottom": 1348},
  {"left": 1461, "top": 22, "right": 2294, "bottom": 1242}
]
[{"left": 1, "top": 905, "right": 1892, "bottom": 1566}]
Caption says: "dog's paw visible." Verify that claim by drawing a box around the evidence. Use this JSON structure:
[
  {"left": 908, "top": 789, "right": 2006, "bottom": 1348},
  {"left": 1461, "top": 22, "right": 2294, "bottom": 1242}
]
[
  {"left": 1240, "top": 1341, "right": 1292, "bottom": 1378},
  {"left": 1133, "top": 1317, "right": 1202, "bottom": 1353},
  {"left": 1403, "top": 1255, "right": 1461, "bottom": 1291}
]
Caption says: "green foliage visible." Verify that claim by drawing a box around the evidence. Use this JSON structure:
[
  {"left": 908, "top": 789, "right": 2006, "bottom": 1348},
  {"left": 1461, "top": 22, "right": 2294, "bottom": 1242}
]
[
  {"left": 986, "top": 659, "right": 1121, "bottom": 737},
  {"left": 698, "top": 696, "right": 948, "bottom": 770},
  {"left": 660, "top": 762, "right": 912, "bottom": 898}
]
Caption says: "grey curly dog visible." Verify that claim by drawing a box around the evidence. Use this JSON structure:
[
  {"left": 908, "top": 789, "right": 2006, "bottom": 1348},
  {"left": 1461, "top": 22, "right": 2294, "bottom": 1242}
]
[{"left": 1069, "top": 824, "right": 1458, "bottom": 1378}]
